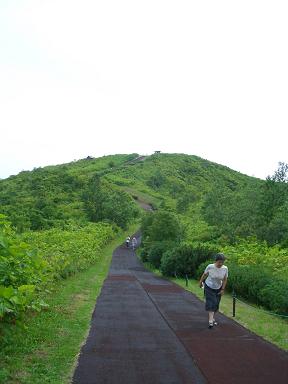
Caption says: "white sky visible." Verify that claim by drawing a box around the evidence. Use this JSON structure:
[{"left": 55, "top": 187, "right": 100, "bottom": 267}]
[{"left": 0, "top": 0, "right": 287, "bottom": 180}]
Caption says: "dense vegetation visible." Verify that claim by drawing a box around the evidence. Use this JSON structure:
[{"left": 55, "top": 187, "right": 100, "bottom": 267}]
[
  {"left": 0, "top": 154, "right": 142, "bottom": 323},
  {"left": 0, "top": 154, "right": 139, "bottom": 232},
  {"left": 1, "top": 152, "right": 288, "bottom": 320},
  {"left": 202, "top": 162, "right": 288, "bottom": 246},
  {"left": 140, "top": 220, "right": 288, "bottom": 314},
  {"left": 132, "top": 156, "right": 288, "bottom": 314},
  {"left": 0, "top": 215, "right": 117, "bottom": 322}
]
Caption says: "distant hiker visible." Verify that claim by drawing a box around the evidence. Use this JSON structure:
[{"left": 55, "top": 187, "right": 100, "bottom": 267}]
[
  {"left": 125, "top": 236, "right": 131, "bottom": 248},
  {"left": 131, "top": 237, "right": 137, "bottom": 250},
  {"left": 199, "top": 253, "right": 228, "bottom": 329}
]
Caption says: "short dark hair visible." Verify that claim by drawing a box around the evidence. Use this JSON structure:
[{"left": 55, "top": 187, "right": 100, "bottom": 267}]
[{"left": 215, "top": 253, "right": 225, "bottom": 261}]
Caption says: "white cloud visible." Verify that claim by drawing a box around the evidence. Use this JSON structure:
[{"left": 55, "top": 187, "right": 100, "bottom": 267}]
[{"left": 0, "top": 0, "right": 287, "bottom": 179}]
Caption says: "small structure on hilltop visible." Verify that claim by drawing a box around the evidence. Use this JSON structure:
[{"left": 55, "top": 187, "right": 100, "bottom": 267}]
[
  {"left": 154, "top": 151, "right": 161, "bottom": 154},
  {"left": 85, "top": 156, "right": 94, "bottom": 160}
]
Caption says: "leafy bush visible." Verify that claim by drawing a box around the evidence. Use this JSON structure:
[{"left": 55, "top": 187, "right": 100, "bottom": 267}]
[
  {"left": 161, "top": 243, "right": 219, "bottom": 277},
  {"left": 0, "top": 216, "right": 117, "bottom": 322},
  {"left": 176, "top": 188, "right": 199, "bottom": 213},
  {"left": 147, "top": 170, "right": 166, "bottom": 190},
  {"left": 258, "top": 279, "right": 288, "bottom": 314},
  {"left": 140, "top": 209, "right": 183, "bottom": 269},
  {"left": 146, "top": 241, "right": 175, "bottom": 269},
  {"left": 227, "top": 264, "right": 272, "bottom": 303},
  {"left": 141, "top": 210, "right": 182, "bottom": 243},
  {"left": 222, "top": 238, "right": 288, "bottom": 278},
  {"left": 0, "top": 215, "right": 49, "bottom": 321},
  {"left": 82, "top": 175, "right": 140, "bottom": 229},
  {"left": 227, "top": 264, "right": 288, "bottom": 314},
  {"left": 20, "top": 222, "right": 117, "bottom": 279},
  {"left": 139, "top": 247, "right": 149, "bottom": 262}
]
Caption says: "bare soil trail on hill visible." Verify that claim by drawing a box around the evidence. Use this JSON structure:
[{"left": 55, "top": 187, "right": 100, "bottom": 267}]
[{"left": 72, "top": 232, "right": 287, "bottom": 384}]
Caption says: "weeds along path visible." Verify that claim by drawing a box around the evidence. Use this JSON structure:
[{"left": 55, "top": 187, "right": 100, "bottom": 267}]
[{"left": 72, "top": 232, "right": 287, "bottom": 384}]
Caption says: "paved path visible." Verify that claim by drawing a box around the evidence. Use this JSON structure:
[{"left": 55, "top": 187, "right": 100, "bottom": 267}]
[{"left": 72, "top": 233, "right": 288, "bottom": 384}]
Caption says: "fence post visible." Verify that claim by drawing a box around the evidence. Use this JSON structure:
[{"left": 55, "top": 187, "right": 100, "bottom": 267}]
[
  {"left": 185, "top": 274, "right": 188, "bottom": 287},
  {"left": 232, "top": 289, "right": 236, "bottom": 317}
]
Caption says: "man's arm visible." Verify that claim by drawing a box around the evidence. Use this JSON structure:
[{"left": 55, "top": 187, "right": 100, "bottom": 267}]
[
  {"left": 220, "top": 275, "right": 228, "bottom": 294},
  {"left": 199, "top": 272, "right": 208, "bottom": 288}
]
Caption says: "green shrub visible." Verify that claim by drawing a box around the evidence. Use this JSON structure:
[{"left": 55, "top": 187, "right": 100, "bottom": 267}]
[
  {"left": 141, "top": 210, "right": 182, "bottom": 243},
  {"left": 83, "top": 175, "right": 140, "bottom": 229},
  {"left": 0, "top": 217, "right": 117, "bottom": 322},
  {"left": 259, "top": 279, "right": 288, "bottom": 314},
  {"left": 161, "top": 243, "right": 219, "bottom": 277},
  {"left": 226, "top": 264, "right": 288, "bottom": 314},
  {"left": 147, "top": 241, "right": 175, "bottom": 269},
  {"left": 139, "top": 247, "right": 148, "bottom": 262},
  {"left": 227, "top": 264, "right": 272, "bottom": 304},
  {"left": 21, "top": 222, "right": 116, "bottom": 280},
  {"left": 0, "top": 215, "right": 49, "bottom": 321},
  {"left": 147, "top": 170, "right": 166, "bottom": 190}
]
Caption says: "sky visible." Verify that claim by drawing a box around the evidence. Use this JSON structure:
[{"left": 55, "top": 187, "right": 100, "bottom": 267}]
[{"left": 0, "top": 0, "right": 287, "bottom": 180}]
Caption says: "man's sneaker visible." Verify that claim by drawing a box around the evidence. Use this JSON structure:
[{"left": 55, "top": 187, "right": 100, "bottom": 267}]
[
  {"left": 213, "top": 320, "right": 218, "bottom": 326},
  {"left": 208, "top": 321, "right": 214, "bottom": 329}
]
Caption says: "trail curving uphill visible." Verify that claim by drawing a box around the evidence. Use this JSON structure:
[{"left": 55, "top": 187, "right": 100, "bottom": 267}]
[{"left": 72, "top": 233, "right": 287, "bottom": 384}]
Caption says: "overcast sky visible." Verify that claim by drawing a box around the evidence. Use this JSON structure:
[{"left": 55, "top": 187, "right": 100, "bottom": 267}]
[{"left": 0, "top": 0, "right": 287, "bottom": 180}]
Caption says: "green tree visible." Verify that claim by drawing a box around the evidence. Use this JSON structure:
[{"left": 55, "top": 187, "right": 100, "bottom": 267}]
[
  {"left": 82, "top": 175, "right": 139, "bottom": 229},
  {"left": 257, "top": 162, "right": 288, "bottom": 245},
  {"left": 147, "top": 170, "right": 166, "bottom": 190},
  {"left": 141, "top": 210, "right": 182, "bottom": 243}
]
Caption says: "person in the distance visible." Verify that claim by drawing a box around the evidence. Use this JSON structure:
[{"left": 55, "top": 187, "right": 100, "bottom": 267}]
[
  {"left": 131, "top": 237, "right": 137, "bottom": 250},
  {"left": 125, "top": 236, "right": 131, "bottom": 248}
]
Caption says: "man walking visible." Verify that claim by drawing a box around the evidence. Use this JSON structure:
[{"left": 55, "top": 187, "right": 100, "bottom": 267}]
[
  {"left": 125, "top": 236, "right": 131, "bottom": 248},
  {"left": 131, "top": 237, "right": 137, "bottom": 250}
]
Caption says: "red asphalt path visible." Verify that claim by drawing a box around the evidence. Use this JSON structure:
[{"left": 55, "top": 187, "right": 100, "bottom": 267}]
[{"left": 72, "top": 233, "right": 288, "bottom": 384}]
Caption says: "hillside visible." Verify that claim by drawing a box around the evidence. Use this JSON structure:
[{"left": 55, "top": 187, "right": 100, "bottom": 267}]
[
  {"left": 0, "top": 154, "right": 139, "bottom": 231},
  {"left": 0, "top": 152, "right": 262, "bottom": 237}
]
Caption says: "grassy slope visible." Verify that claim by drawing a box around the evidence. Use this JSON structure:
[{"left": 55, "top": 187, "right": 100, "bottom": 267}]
[
  {"left": 0, "top": 223, "right": 139, "bottom": 384},
  {"left": 105, "top": 153, "right": 263, "bottom": 239},
  {"left": 0, "top": 154, "right": 139, "bottom": 228},
  {"left": 106, "top": 153, "right": 262, "bottom": 209},
  {"left": 0, "top": 152, "right": 262, "bottom": 230}
]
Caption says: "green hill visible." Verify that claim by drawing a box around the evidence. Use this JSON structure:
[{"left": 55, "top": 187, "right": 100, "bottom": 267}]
[
  {"left": 1, "top": 151, "right": 287, "bottom": 251},
  {"left": 0, "top": 152, "right": 262, "bottom": 236},
  {"left": 0, "top": 154, "right": 139, "bottom": 231}
]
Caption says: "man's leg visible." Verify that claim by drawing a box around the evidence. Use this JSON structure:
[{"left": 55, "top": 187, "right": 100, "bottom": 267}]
[{"left": 208, "top": 311, "right": 214, "bottom": 324}]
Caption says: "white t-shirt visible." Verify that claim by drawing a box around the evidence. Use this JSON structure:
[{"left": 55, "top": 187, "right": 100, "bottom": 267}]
[{"left": 204, "top": 263, "right": 228, "bottom": 290}]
